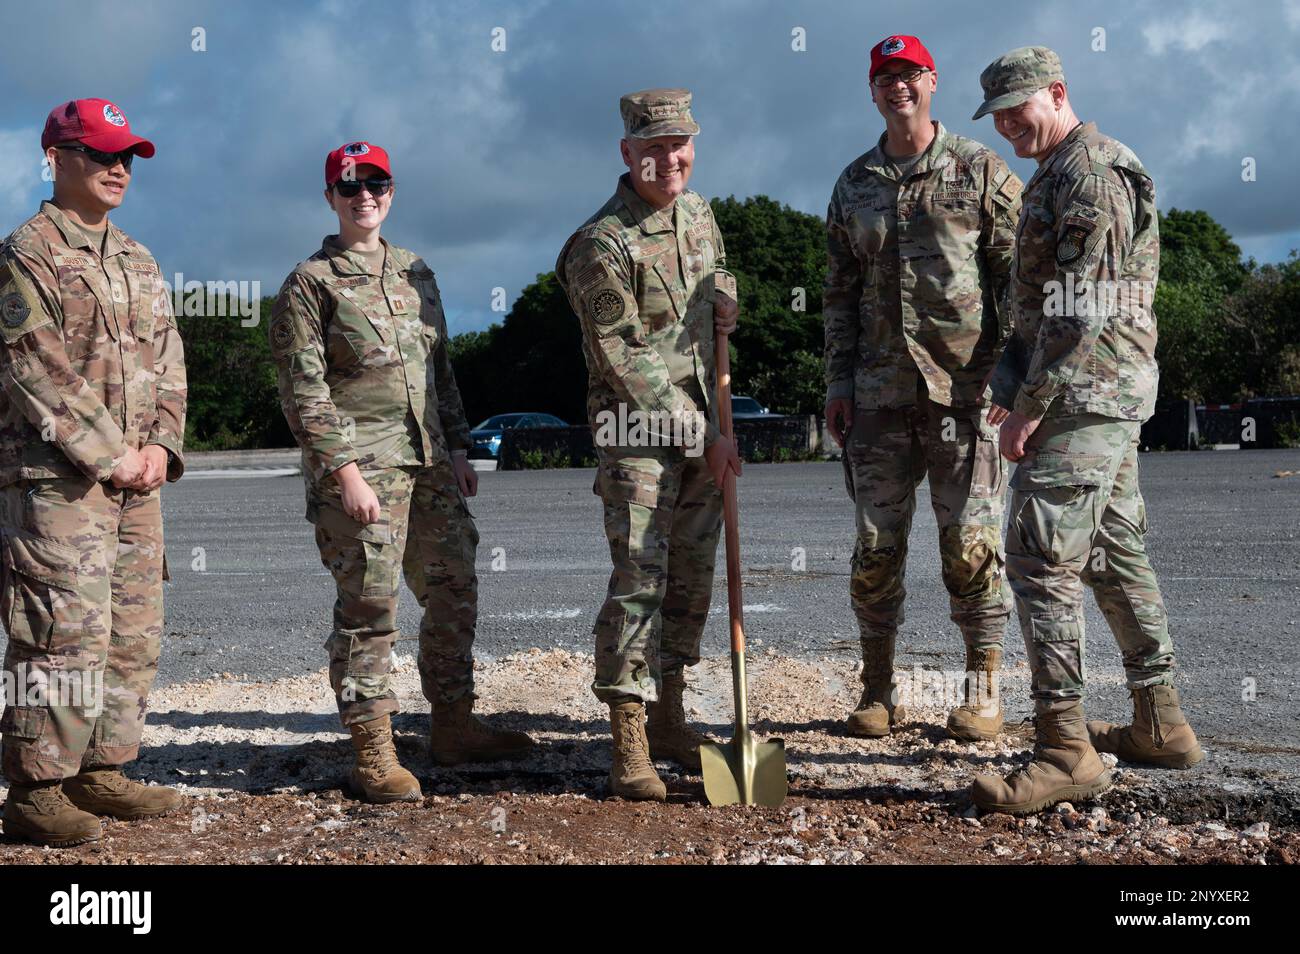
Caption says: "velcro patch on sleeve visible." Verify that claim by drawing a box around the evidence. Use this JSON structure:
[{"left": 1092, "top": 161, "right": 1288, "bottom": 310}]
[
  {"left": 994, "top": 171, "right": 1022, "bottom": 205},
  {"left": 1056, "top": 202, "right": 1107, "bottom": 266},
  {"left": 268, "top": 279, "right": 313, "bottom": 358},
  {"left": 586, "top": 287, "right": 627, "bottom": 326},
  {"left": 0, "top": 260, "right": 52, "bottom": 344}
]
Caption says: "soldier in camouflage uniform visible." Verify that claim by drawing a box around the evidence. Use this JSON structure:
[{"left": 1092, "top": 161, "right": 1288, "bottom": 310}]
[
  {"left": 970, "top": 48, "right": 1203, "bottom": 815},
  {"left": 271, "top": 142, "right": 534, "bottom": 804},
  {"left": 823, "top": 36, "right": 1022, "bottom": 742},
  {"left": 556, "top": 89, "right": 742, "bottom": 801},
  {"left": 0, "top": 100, "right": 187, "bottom": 847}
]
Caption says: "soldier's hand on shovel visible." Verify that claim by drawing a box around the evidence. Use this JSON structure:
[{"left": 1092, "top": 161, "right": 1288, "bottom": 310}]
[
  {"left": 705, "top": 435, "right": 742, "bottom": 489},
  {"left": 713, "top": 293, "right": 738, "bottom": 335}
]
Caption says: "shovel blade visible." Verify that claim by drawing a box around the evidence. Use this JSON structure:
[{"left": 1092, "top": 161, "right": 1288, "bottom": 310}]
[{"left": 700, "top": 736, "right": 788, "bottom": 807}]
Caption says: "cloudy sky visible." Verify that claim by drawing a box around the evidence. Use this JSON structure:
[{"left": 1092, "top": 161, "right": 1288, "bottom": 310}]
[{"left": 1, "top": 0, "right": 1296, "bottom": 335}]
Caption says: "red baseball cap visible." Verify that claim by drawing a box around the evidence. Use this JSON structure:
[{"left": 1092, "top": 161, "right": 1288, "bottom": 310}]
[
  {"left": 325, "top": 141, "right": 392, "bottom": 187},
  {"left": 41, "top": 99, "right": 155, "bottom": 157},
  {"left": 869, "top": 35, "right": 935, "bottom": 79}
]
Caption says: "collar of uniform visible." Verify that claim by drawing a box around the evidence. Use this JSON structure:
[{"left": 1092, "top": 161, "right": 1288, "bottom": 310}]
[
  {"left": 322, "top": 234, "right": 394, "bottom": 277},
  {"left": 40, "top": 199, "right": 129, "bottom": 257},
  {"left": 1040, "top": 121, "right": 1094, "bottom": 174},
  {"left": 617, "top": 173, "right": 675, "bottom": 235},
  {"left": 861, "top": 121, "right": 947, "bottom": 180}
]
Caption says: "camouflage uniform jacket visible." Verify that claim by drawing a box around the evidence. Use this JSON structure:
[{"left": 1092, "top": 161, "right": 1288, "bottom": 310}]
[
  {"left": 0, "top": 200, "right": 186, "bottom": 486},
  {"left": 270, "top": 237, "right": 470, "bottom": 485},
  {"left": 824, "top": 122, "right": 1022, "bottom": 409},
  {"left": 556, "top": 174, "right": 737, "bottom": 448},
  {"left": 990, "top": 122, "right": 1160, "bottom": 422}
]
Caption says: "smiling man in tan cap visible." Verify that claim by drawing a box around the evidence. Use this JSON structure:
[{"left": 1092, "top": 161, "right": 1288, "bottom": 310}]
[
  {"left": 969, "top": 47, "right": 1202, "bottom": 816},
  {"left": 555, "top": 88, "right": 741, "bottom": 800}
]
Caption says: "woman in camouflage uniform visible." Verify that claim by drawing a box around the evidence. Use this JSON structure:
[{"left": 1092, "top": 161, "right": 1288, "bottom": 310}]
[{"left": 268, "top": 142, "right": 533, "bottom": 803}]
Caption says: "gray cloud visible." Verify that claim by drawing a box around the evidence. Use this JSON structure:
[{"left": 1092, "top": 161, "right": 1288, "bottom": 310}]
[{"left": 1, "top": 0, "right": 1296, "bottom": 334}]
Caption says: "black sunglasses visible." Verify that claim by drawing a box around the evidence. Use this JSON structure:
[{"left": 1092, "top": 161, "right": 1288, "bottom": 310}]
[
  {"left": 58, "top": 143, "right": 134, "bottom": 170},
  {"left": 333, "top": 176, "right": 393, "bottom": 198}
]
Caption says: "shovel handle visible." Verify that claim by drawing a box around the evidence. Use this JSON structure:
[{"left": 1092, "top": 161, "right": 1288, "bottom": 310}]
[{"left": 714, "top": 331, "right": 745, "bottom": 654}]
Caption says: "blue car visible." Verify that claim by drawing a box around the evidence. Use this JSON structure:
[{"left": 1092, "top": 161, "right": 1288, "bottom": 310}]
[{"left": 469, "top": 412, "right": 569, "bottom": 459}]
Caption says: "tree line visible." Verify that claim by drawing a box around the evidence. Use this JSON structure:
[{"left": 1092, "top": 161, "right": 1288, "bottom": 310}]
[{"left": 178, "top": 199, "right": 1299, "bottom": 451}]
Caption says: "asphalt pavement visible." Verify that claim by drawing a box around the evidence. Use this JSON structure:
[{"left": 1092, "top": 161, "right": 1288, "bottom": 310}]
[{"left": 159, "top": 448, "right": 1300, "bottom": 802}]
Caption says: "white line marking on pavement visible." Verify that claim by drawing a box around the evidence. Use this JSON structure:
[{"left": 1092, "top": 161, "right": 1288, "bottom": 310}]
[
  {"left": 742, "top": 604, "right": 786, "bottom": 613},
  {"left": 487, "top": 608, "right": 584, "bottom": 620},
  {"left": 185, "top": 468, "right": 301, "bottom": 479}
]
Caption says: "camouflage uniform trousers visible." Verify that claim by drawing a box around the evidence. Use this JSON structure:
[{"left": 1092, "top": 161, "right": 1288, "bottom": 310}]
[
  {"left": 592, "top": 447, "right": 722, "bottom": 704},
  {"left": 1006, "top": 413, "right": 1176, "bottom": 701},
  {"left": 310, "top": 463, "right": 479, "bottom": 727},
  {"left": 0, "top": 477, "right": 164, "bottom": 784},
  {"left": 845, "top": 393, "right": 1011, "bottom": 670}
]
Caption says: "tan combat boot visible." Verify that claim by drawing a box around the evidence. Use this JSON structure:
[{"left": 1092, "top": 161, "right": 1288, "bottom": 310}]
[
  {"left": 947, "top": 646, "right": 1004, "bottom": 742},
  {"left": 608, "top": 701, "right": 667, "bottom": 801},
  {"left": 971, "top": 699, "right": 1111, "bottom": 815},
  {"left": 1087, "top": 684, "right": 1204, "bottom": 769},
  {"left": 845, "top": 635, "right": 906, "bottom": 738},
  {"left": 429, "top": 697, "right": 536, "bottom": 766},
  {"left": 64, "top": 768, "right": 184, "bottom": 819},
  {"left": 646, "top": 671, "right": 711, "bottom": 770},
  {"left": 2, "top": 783, "right": 102, "bottom": 847},
  {"left": 348, "top": 715, "right": 422, "bottom": 803}
]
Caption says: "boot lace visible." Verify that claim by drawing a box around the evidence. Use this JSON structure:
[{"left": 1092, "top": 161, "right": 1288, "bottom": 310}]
[
  {"left": 29, "top": 786, "right": 76, "bottom": 813},
  {"left": 617, "top": 710, "right": 653, "bottom": 769}
]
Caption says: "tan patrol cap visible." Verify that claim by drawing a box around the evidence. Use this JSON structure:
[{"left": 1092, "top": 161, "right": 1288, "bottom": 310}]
[
  {"left": 619, "top": 88, "right": 700, "bottom": 139},
  {"left": 972, "top": 46, "right": 1065, "bottom": 120}
]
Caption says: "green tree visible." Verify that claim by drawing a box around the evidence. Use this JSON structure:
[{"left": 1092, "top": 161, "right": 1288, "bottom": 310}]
[
  {"left": 711, "top": 195, "right": 827, "bottom": 413},
  {"left": 1153, "top": 209, "right": 1253, "bottom": 402},
  {"left": 176, "top": 294, "right": 292, "bottom": 450}
]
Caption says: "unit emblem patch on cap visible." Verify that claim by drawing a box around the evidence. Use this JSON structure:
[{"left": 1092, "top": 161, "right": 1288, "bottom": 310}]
[
  {"left": 881, "top": 37, "right": 905, "bottom": 55},
  {"left": 102, "top": 103, "right": 127, "bottom": 126},
  {"left": 343, "top": 142, "right": 370, "bottom": 156}
]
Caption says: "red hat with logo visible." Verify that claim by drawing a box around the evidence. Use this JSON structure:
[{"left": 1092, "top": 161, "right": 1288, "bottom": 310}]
[
  {"left": 325, "top": 141, "right": 392, "bottom": 187},
  {"left": 869, "top": 35, "right": 935, "bottom": 79},
  {"left": 41, "top": 99, "right": 155, "bottom": 157}
]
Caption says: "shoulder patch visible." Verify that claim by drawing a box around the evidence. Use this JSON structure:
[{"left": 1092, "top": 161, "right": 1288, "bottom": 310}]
[
  {"left": 1056, "top": 201, "right": 1108, "bottom": 266},
  {"left": 1, "top": 289, "right": 29, "bottom": 327},
  {"left": 588, "top": 288, "right": 626, "bottom": 325},
  {"left": 0, "top": 259, "right": 51, "bottom": 344},
  {"left": 268, "top": 278, "right": 314, "bottom": 358},
  {"left": 995, "top": 172, "right": 1022, "bottom": 204}
]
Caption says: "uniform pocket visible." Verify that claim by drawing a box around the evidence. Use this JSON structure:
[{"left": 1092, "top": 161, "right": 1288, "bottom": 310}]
[
  {"left": 1008, "top": 484, "right": 1099, "bottom": 566},
  {"left": 0, "top": 528, "right": 82, "bottom": 652},
  {"left": 969, "top": 415, "right": 1005, "bottom": 498},
  {"left": 598, "top": 458, "right": 665, "bottom": 564},
  {"left": 0, "top": 705, "right": 48, "bottom": 740},
  {"left": 1010, "top": 453, "right": 1111, "bottom": 491}
]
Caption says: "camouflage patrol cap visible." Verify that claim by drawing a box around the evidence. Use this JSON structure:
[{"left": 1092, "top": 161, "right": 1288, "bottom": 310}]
[
  {"left": 619, "top": 88, "right": 699, "bottom": 139},
  {"left": 972, "top": 46, "right": 1065, "bottom": 120}
]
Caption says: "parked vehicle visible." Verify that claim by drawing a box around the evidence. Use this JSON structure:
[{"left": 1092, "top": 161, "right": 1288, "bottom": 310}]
[
  {"left": 731, "top": 395, "right": 785, "bottom": 420},
  {"left": 469, "top": 412, "right": 569, "bottom": 459}
]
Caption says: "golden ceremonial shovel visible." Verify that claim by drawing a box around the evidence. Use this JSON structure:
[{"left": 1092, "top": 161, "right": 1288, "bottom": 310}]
[{"left": 699, "top": 330, "right": 788, "bottom": 807}]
